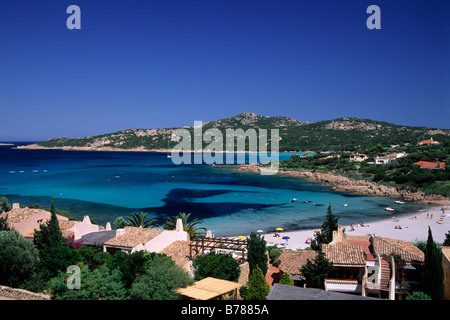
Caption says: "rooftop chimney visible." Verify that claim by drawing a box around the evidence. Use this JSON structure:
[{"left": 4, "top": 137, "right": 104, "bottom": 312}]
[{"left": 176, "top": 218, "right": 184, "bottom": 232}]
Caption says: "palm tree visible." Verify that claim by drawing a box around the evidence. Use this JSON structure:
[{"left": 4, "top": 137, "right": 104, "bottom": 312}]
[
  {"left": 163, "top": 212, "right": 206, "bottom": 240},
  {"left": 126, "top": 212, "right": 159, "bottom": 228}
]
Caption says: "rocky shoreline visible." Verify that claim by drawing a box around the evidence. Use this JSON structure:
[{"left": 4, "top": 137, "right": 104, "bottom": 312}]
[{"left": 236, "top": 163, "right": 450, "bottom": 206}]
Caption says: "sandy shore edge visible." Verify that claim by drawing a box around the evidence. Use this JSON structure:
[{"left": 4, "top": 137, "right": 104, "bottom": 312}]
[{"left": 235, "top": 206, "right": 450, "bottom": 250}]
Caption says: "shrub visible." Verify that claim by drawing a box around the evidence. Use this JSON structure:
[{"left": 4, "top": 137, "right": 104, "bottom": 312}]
[
  {"left": 48, "top": 265, "right": 126, "bottom": 300},
  {"left": 0, "top": 230, "right": 40, "bottom": 288},
  {"left": 245, "top": 266, "right": 270, "bottom": 300},
  {"left": 128, "top": 255, "right": 193, "bottom": 300},
  {"left": 269, "top": 248, "right": 283, "bottom": 267},
  {"left": 405, "top": 292, "right": 432, "bottom": 300},
  {"left": 193, "top": 252, "right": 240, "bottom": 282},
  {"left": 279, "top": 272, "right": 294, "bottom": 286}
]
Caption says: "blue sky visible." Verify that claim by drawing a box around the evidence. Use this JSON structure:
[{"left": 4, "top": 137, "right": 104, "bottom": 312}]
[{"left": 0, "top": 0, "right": 448, "bottom": 140}]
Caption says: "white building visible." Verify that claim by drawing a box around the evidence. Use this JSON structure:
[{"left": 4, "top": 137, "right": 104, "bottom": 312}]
[{"left": 374, "top": 152, "right": 408, "bottom": 164}]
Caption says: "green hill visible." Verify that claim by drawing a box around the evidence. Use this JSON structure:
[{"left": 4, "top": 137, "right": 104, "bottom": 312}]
[{"left": 33, "top": 112, "right": 450, "bottom": 152}]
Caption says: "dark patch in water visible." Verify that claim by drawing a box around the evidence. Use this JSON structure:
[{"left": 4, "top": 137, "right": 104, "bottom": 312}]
[{"left": 142, "top": 188, "right": 276, "bottom": 221}]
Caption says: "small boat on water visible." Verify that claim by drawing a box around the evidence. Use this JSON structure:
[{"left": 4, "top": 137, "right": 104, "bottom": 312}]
[
  {"left": 32, "top": 170, "right": 39, "bottom": 173},
  {"left": 343, "top": 203, "right": 348, "bottom": 207},
  {"left": 393, "top": 200, "right": 404, "bottom": 204},
  {"left": 9, "top": 171, "right": 16, "bottom": 174},
  {"left": 290, "top": 198, "right": 298, "bottom": 203},
  {"left": 385, "top": 207, "right": 395, "bottom": 212},
  {"left": 303, "top": 201, "right": 311, "bottom": 204}
]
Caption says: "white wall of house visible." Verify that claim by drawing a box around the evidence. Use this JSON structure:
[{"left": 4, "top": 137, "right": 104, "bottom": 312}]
[
  {"left": 144, "top": 229, "right": 188, "bottom": 253},
  {"left": 72, "top": 216, "right": 100, "bottom": 240}
]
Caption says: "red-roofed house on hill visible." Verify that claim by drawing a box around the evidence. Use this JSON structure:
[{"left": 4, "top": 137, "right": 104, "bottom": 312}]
[
  {"left": 413, "top": 160, "right": 445, "bottom": 170},
  {"left": 417, "top": 138, "right": 440, "bottom": 146}
]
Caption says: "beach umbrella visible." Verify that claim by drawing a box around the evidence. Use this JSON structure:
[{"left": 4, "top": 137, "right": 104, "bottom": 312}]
[
  {"left": 237, "top": 236, "right": 246, "bottom": 239},
  {"left": 282, "top": 236, "right": 290, "bottom": 241},
  {"left": 257, "top": 230, "right": 263, "bottom": 233},
  {"left": 275, "top": 228, "right": 283, "bottom": 231}
]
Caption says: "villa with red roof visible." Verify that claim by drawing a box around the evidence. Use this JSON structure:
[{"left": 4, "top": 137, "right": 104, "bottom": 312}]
[
  {"left": 414, "top": 160, "right": 445, "bottom": 170},
  {"left": 417, "top": 138, "right": 440, "bottom": 146},
  {"left": 278, "top": 226, "right": 425, "bottom": 300}
]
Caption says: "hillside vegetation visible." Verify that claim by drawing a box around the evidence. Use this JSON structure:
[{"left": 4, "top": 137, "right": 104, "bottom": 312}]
[
  {"left": 33, "top": 112, "right": 450, "bottom": 152},
  {"left": 280, "top": 136, "right": 450, "bottom": 197}
]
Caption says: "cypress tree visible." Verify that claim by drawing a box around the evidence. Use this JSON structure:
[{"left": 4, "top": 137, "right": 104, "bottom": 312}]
[
  {"left": 246, "top": 231, "right": 268, "bottom": 276},
  {"left": 33, "top": 197, "right": 64, "bottom": 250},
  {"left": 421, "top": 227, "right": 444, "bottom": 300},
  {"left": 245, "top": 265, "right": 270, "bottom": 300},
  {"left": 279, "top": 271, "right": 294, "bottom": 286},
  {"left": 311, "top": 205, "right": 340, "bottom": 251},
  {"left": 300, "top": 250, "right": 334, "bottom": 289}
]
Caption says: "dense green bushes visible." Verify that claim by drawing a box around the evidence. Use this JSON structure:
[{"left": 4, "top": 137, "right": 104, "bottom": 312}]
[{"left": 280, "top": 141, "right": 450, "bottom": 197}]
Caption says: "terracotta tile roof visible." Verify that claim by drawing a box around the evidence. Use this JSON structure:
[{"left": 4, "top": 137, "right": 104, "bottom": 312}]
[
  {"left": 413, "top": 161, "right": 445, "bottom": 169},
  {"left": 104, "top": 226, "right": 164, "bottom": 248},
  {"left": 59, "top": 220, "right": 77, "bottom": 238},
  {"left": 0, "top": 207, "right": 50, "bottom": 227},
  {"left": 160, "top": 240, "right": 191, "bottom": 270},
  {"left": 345, "top": 236, "right": 372, "bottom": 255},
  {"left": 322, "top": 243, "right": 366, "bottom": 267},
  {"left": 279, "top": 250, "right": 318, "bottom": 276},
  {"left": 418, "top": 139, "right": 439, "bottom": 145},
  {"left": 371, "top": 236, "right": 424, "bottom": 263},
  {"left": 0, "top": 207, "right": 69, "bottom": 238}
]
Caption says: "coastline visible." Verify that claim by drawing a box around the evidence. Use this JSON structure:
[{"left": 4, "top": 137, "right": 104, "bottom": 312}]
[
  {"left": 257, "top": 206, "right": 450, "bottom": 250},
  {"left": 235, "top": 163, "right": 450, "bottom": 206},
  {"left": 15, "top": 144, "right": 315, "bottom": 154},
  {"left": 231, "top": 163, "right": 450, "bottom": 249}
]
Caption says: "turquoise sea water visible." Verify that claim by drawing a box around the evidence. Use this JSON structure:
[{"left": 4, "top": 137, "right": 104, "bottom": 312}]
[{"left": 0, "top": 144, "right": 429, "bottom": 236}]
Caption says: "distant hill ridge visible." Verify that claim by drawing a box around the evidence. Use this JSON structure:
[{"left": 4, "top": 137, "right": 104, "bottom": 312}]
[{"left": 27, "top": 112, "right": 450, "bottom": 152}]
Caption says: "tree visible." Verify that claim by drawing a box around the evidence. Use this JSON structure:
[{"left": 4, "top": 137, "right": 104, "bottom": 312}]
[
  {"left": 112, "top": 250, "right": 152, "bottom": 288},
  {"left": 126, "top": 212, "right": 159, "bottom": 228},
  {"left": 311, "top": 205, "right": 340, "bottom": 251},
  {"left": 247, "top": 231, "right": 268, "bottom": 276},
  {"left": 193, "top": 252, "right": 241, "bottom": 282},
  {"left": 444, "top": 229, "right": 450, "bottom": 246},
  {"left": 48, "top": 265, "right": 127, "bottom": 300},
  {"left": 300, "top": 250, "right": 334, "bottom": 289},
  {"left": 0, "top": 230, "right": 40, "bottom": 288},
  {"left": 245, "top": 265, "right": 270, "bottom": 300},
  {"left": 421, "top": 227, "right": 444, "bottom": 300},
  {"left": 0, "top": 214, "right": 10, "bottom": 231},
  {"left": 33, "top": 197, "right": 64, "bottom": 251},
  {"left": 163, "top": 212, "right": 206, "bottom": 240},
  {"left": 279, "top": 272, "right": 294, "bottom": 286},
  {"left": 113, "top": 216, "right": 128, "bottom": 229},
  {"left": 268, "top": 247, "right": 283, "bottom": 267},
  {"left": 0, "top": 197, "right": 11, "bottom": 213},
  {"left": 37, "top": 245, "right": 81, "bottom": 281},
  {"left": 129, "top": 255, "right": 194, "bottom": 300}
]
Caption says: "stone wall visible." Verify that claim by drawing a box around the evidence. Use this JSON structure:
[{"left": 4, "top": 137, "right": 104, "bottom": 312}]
[
  {"left": 238, "top": 261, "right": 249, "bottom": 285},
  {"left": 0, "top": 286, "right": 50, "bottom": 300}
]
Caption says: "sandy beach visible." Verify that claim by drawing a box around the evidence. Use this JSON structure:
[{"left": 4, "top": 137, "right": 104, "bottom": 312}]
[{"left": 256, "top": 205, "right": 450, "bottom": 250}]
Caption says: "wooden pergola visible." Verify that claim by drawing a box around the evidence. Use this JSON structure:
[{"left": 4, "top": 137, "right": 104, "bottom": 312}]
[
  {"left": 189, "top": 236, "right": 247, "bottom": 260},
  {"left": 176, "top": 277, "right": 242, "bottom": 300}
]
